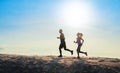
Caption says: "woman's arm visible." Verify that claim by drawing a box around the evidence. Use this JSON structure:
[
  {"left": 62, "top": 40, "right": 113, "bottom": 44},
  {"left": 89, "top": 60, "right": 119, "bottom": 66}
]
[
  {"left": 81, "top": 39, "right": 84, "bottom": 45},
  {"left": 74, "top": 38, "right": 77, "bottom": 43}
]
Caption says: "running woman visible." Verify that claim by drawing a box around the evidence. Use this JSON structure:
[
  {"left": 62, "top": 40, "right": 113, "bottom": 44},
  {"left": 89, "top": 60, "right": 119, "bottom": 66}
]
[{"left": 74, "top": 32, "right": 87, "bottom": 59}]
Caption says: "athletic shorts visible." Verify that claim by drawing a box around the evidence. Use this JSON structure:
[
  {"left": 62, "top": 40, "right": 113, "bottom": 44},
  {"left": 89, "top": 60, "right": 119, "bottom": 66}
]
[{"left": 59, "top": 42, "right": 66, "bottom": 49}]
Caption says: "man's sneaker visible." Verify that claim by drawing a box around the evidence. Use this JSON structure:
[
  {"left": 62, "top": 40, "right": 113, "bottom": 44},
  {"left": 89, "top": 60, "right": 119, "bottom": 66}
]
[
  {"left": 85, "top": 52, "right": 88, "bottom": 56},
  {"left": 58, "top": 55, "right": 62, "bottom": 57},
  {"left": 71, "top": 50, "right": 73, "bottom": 55}
]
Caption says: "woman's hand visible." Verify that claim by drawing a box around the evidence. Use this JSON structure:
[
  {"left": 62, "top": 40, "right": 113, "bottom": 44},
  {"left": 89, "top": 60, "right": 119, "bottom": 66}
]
[{"left": 74, "top": 41, "right": 76, "bottom": 43}]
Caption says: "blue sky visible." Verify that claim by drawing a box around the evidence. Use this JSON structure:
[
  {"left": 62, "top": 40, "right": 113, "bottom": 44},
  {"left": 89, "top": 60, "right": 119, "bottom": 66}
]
[{"left": 0, "top": 0, "right": 120, "bottom": 58}]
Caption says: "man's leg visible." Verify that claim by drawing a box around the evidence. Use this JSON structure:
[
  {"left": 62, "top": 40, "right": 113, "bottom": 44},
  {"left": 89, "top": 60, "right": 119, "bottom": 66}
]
[
  {"left": 58, "top": 44, "right": 63, "bottom": 57},
  {"left": 64, "top": 44, "right": 73, "bottom": 55}
]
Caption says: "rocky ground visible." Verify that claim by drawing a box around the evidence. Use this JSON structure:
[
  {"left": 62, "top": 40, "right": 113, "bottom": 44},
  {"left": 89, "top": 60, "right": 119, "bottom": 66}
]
[{"left": 0, "top": 54, "right": 120, "bottom": 73}]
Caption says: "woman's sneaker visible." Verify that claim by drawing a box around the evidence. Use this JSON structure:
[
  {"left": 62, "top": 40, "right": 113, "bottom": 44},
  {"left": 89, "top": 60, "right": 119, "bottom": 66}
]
[{"left": 77, "top": 56, "right": 80, "bottom": 59}]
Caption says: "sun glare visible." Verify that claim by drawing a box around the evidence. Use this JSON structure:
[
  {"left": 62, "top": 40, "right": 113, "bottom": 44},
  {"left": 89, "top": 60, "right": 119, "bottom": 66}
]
[{"left": 57, "top": 1, "right": 95, "bottom": 28}]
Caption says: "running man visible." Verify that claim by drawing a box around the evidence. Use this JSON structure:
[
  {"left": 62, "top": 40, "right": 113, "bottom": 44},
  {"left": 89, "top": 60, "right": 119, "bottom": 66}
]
[{"left": 57, "top": 29, "right": 73, "bottom": 57}]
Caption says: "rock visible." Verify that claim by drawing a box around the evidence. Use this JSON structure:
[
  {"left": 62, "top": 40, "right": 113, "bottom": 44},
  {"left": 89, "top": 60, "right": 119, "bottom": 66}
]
[{"left": 0, "top": 54, "right": 119, "bottom": 73}]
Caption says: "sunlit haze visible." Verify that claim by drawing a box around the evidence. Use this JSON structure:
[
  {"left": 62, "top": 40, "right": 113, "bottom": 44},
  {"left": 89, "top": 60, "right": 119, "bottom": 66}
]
[{"left": 57, "top": 1, "right": 95, "bottom": 28}]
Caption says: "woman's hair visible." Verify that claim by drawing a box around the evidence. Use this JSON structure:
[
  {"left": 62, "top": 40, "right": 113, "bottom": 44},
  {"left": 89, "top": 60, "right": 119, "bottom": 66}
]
[{"left": 77, "top": 32, "right": 83, "bottom": 39}]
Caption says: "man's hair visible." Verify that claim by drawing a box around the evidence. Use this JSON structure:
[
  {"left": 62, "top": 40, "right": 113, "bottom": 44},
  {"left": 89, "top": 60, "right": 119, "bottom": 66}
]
[{"left": 59, "top": 29, "right": 63, "bottom": 32}]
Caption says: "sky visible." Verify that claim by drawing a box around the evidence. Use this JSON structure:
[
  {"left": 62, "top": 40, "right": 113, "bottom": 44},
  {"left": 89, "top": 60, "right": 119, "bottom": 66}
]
[{"left": 0, "top": 0, "right": 120, "bottom": 58}]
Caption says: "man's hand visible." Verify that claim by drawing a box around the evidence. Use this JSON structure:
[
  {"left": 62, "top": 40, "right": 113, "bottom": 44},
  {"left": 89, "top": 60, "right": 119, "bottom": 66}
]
[{"left": 57, "top": 37, "right": 60, "bottom": 39}]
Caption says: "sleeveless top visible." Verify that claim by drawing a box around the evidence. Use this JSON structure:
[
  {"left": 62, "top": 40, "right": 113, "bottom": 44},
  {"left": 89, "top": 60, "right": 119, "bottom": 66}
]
[{"left": 77, "top": 38, "right": 82, "bottom": 45}]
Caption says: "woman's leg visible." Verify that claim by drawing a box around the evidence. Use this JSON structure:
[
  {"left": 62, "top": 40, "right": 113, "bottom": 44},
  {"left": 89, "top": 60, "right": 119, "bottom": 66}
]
[
  {"left": 79, "top": 45, "right": 88, "bottom": 56},
  {"left": 77, "top": 45, "right": 80, "bottom": 58}
]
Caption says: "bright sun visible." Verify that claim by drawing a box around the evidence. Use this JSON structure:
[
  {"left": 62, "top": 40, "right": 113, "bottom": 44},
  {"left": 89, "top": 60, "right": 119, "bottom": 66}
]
[{"left": 57, "top": 1, "right": 95, "bottom": 28}]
